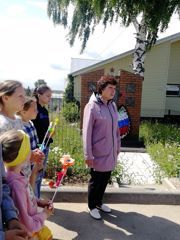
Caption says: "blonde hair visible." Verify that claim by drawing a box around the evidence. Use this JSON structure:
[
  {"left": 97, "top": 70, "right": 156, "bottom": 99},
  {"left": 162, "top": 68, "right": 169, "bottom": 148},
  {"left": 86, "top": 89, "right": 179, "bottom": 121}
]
[
  {"left": 0, "top": 129, "right": 23, "bottom": 163},
  {"left": 0, "top": 80, "right": 23, "bottom": 107}
]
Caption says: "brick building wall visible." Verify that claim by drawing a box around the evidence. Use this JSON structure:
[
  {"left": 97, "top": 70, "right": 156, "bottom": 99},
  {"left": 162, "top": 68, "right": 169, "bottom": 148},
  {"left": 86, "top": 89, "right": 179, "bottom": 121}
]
[
  {"left": 80, "top": 69, "right": 143, "bottom": 140},
  {"left": 118, "top": 70, "right": 143, "bottom": 139},
  {"left": 80, "top": 69, "right": 104, "bottom": 126}
]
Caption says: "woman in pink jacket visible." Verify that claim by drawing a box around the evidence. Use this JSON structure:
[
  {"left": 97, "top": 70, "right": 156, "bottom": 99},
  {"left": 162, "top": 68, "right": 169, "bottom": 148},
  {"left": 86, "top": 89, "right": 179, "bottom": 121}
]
[{"left": 83, "top": 75, "right": 121, "bottom": 220}]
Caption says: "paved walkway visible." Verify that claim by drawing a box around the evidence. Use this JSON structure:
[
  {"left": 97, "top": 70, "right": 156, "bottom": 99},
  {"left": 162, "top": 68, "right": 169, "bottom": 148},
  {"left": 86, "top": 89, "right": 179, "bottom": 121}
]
[
  {"left": 46, "top": 203, "right": 180, "bottom": 240},
  {"left": 42, "top": 151, "right": 180, "bottom": 239},
  {"left": 118, "top": 151, "right": 163, "bottom": 185}
]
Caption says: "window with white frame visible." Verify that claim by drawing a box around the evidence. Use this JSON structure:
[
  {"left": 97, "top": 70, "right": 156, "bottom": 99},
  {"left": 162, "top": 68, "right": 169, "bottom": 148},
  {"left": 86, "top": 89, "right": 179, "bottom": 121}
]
[{"left": 166, "top": 84, "right": 180, "bottom": 97}]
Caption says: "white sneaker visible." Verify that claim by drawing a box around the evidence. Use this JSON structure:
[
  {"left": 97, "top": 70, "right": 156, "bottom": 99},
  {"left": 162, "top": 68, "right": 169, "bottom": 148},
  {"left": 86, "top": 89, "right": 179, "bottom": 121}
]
[
  {"left": 97, "top": 204, "right": 111, "bottom": 213},
  {"left": 89, "top": 208, "right": 101, "bottom": 220}
]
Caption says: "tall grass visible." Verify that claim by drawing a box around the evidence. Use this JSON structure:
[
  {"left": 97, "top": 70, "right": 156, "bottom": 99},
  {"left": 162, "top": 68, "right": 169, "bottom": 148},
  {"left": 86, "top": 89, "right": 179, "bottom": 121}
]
[
  {"left": 46, "top": 112, "right": 88, "bottom": 181},
  {"left": 140, "top": 121, "right": 180, "bottom": 177}
]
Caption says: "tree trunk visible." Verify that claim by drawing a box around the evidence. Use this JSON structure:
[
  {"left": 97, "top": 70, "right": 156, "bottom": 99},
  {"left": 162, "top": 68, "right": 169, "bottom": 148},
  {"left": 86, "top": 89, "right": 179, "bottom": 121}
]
[{"left": 132, "top": 16, "right": 148, "bottom": 78}]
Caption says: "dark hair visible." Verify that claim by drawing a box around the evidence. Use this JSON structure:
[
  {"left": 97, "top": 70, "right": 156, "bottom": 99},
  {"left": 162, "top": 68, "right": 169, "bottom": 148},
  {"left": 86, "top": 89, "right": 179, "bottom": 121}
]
[
  {"left": 0, "top": 80, "right": 23, "bottom": 106},
  {"left": 33, "top": 85, "right": 51, "bottom": 101},
  {"left": 97, "top": 75, "right": 117, "bottom": 94},
  {"left": 0, "top": 129, "right": 23, "bottom": 163},
  {"left": 17, "top": 96, "right": 36, "bottom": 115}
]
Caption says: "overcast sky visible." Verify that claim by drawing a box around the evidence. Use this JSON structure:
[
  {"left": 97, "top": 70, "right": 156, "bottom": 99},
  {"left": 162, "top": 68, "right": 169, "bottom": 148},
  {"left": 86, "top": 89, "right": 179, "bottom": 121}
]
[{"left": 0, "top": 0, "right": 179, "bottom": 90}]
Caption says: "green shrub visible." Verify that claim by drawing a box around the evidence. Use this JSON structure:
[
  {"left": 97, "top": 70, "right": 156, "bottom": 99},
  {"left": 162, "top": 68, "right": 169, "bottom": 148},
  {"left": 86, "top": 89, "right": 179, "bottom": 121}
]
[
  {"left": 110, "top": 162, "right": 123, "bottom": 184},
  {"left": 140, "top": 121, "right": 180, "bottom": 144},
  {"left": 147, "top": 142, "right": 180, "bottom": 177},
  {"left": 140, "top": 121, "right": 180, "bottom": 177},
  {"left": 46, "top": 146, "right": 63, "bottom": 180},
  {"left": 62, "top": 102, "right": 80, "bottom": 123}
]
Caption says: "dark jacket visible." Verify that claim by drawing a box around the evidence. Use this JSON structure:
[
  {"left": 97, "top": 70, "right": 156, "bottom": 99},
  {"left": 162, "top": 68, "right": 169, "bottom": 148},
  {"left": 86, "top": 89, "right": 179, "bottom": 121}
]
[{"left": 32, "top": 103, "right": 53, "bottom": 145}]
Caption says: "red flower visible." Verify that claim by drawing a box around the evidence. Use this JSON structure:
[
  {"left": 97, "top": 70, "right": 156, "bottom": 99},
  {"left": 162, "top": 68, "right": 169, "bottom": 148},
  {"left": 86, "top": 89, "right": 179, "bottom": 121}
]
[{"left": 49, "top": 180, "right": 55, "bottom": 188}]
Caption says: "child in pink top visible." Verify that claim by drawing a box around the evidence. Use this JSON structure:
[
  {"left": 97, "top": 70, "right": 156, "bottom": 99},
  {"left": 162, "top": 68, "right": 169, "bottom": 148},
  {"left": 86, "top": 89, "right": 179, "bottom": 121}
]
[{"left": 0, "top": 129, "right": 53, "bottom": 240}]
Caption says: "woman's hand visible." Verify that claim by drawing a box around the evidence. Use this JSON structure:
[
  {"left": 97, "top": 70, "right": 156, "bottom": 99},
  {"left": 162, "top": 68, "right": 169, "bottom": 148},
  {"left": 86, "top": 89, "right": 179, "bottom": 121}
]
[{"left": 85, "top": 160, "right": 93, "bottom": 168}]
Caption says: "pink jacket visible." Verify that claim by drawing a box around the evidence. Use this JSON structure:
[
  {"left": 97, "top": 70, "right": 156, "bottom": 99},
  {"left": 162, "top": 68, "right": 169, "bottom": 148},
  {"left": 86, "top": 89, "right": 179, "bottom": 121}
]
[
  {"left": 83, "top": 93, "right": 121, "bottom": 172},
  {"left": 6, "top": 171, "right": 47, "bottom": 233}
]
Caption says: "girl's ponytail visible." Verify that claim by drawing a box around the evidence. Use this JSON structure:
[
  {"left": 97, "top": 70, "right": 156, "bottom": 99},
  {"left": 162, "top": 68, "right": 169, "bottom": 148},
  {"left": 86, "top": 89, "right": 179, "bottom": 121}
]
[{"left": 32, "top": 85, "right": 51, "bottom": 101}]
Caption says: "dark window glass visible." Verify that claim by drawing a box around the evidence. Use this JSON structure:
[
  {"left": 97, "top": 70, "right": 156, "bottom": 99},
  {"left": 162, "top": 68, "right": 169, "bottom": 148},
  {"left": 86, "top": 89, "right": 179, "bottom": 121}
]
[{"left": 166, "top": 84, "right": 180, "bottom": 97}]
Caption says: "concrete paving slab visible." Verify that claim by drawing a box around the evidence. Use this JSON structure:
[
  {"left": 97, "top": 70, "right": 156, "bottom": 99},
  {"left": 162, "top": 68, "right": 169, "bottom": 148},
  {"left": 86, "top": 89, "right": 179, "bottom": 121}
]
[
  {"left": 46, "top": 203, "right": 180, "bottom": 240},
  {"left": 118, "top": 152, "right": 161, "bottom": 184}
]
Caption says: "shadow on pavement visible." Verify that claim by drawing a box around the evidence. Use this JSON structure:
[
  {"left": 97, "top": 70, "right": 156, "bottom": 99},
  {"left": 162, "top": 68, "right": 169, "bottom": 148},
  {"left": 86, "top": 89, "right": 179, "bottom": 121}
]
[{"left": 49, "top": 207, "right": 180, "bottom": 240}]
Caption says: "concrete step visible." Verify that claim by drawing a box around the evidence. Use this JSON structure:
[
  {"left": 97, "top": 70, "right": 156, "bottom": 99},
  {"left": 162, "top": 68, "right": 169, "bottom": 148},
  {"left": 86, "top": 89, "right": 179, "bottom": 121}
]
[{"left": 41, "top": 184, "right": 180, "bottom": 205}]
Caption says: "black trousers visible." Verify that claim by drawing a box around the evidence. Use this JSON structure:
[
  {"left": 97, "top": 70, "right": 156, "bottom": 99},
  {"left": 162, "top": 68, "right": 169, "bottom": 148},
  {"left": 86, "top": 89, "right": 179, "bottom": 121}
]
[{"left": 88, "top": 168, "right": 111, "bottom": 210}]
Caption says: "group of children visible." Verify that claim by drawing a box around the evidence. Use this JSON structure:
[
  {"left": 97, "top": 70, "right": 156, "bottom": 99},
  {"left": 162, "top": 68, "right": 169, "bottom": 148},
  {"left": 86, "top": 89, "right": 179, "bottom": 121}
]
[{"left": 0, "top": 80, "right": 54, "bottom": 240}]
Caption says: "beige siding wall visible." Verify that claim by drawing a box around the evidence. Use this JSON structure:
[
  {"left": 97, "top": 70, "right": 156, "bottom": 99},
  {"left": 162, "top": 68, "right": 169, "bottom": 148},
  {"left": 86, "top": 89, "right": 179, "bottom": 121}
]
[
  {"left": 141, "top": 42, "right": 170, "bottom": 117},
  {"left": 96, "top": 45, "right": 171, "bottom": 117},
  {"left": 168, "top": 40, "right": 180, "bottom": 84},
  {"left": 104, "top": 55, "right": 133, "bottom": 75},
  {"left": 165, "top": 97, "right": 180, "bottom": 115},
  {"left": 165, "top": 41, "right": 180, "bottom": 115},
  {"left": 74, "top": 75, "right": 81, "bottom": 101}
]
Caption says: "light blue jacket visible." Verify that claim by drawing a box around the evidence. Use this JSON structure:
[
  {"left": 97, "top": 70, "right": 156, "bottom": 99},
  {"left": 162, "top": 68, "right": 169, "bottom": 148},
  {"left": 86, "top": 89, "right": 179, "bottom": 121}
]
[{"left": 0, "top": 144, "right": 18, "bottom": 239}]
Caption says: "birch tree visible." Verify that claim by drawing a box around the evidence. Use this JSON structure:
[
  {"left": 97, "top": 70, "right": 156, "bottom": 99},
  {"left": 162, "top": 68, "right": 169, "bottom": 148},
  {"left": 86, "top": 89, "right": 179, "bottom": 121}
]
[{"left": 47, "top": 0, "right": 180, "bottom": 77}]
